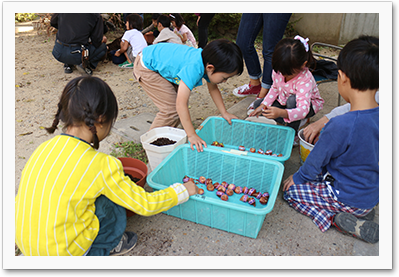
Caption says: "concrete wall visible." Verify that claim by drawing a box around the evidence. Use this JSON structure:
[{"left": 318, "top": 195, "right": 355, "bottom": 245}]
[
  {"left": 339, "top": 13, "right": 379, "bottom": 44},
  {"left": 289, "top": 13, "right": 379, "bottom": 45}
]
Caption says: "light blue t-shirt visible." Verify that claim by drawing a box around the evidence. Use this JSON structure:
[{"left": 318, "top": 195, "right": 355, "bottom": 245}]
[{"left": 141, "top": 43, "right": 209, "bottom": 90}]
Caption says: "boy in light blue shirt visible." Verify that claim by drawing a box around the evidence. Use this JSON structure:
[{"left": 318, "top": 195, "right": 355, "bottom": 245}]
[
  {"left": 142, "top": 42, "right": 206, "bottom": 89},
  {"left": 133, "top": 40, "right": 243, "bottom": 151}
]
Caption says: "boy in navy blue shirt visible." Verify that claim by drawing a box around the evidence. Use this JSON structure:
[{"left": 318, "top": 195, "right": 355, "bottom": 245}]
[{"left": 283, "top": 36, "right": 379, "bottom": 244}]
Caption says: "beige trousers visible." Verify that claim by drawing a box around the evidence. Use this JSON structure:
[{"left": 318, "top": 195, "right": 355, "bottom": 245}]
[{"left": 133, "top": 55, "right": 180, "bottom": 129}]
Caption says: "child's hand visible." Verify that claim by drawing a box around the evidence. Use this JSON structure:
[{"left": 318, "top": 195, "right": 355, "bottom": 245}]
[
  {"left": 114, "top": 50, "right": 121, "bottom": 57},
  {"left": 303, "top": 123, "right": 321, "bottom": 144},
  {"left": 303, "top": 116, "right": 329, "bottom": 144},
  {"left": 262, "top": 106, "right": 284, "bottom": 119},
  {"left": 283, "top": 174, "right": 295, "bottom": 191},
  {"left": 221, "top": 112, "right": 238, "bottom": 125},
  {"left": 188, "top": 133, "right": 207, "bottom": 152},
  {"left": 183, "top": 180, "right": 199, "bottom": 196},
  {"left": 249, "top": 104, "right": 265, "bottom": 117}
]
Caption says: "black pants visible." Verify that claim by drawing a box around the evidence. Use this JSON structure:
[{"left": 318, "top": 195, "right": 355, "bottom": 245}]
[
  {"left": 52, "top": 41, "right": 107, "bottom": 69},
  {"left": 197, "top": 13, "right": 215, "bottom": 49},
  {"left": 253, "top": 95, "right": 315, "bottom": 135}
]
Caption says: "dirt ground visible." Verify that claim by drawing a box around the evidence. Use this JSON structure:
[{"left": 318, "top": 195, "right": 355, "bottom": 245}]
[
  {"left": 14, "top": 27, "right": 341, "bottom": 170},
  {"left": 13, "top": 25, "right": 264, "bottom": 257},
  {"left": 14, "top": 28, "right": 251, "bottom": 193},
  {"left": 14, "top": 25, "right": 352, "bottom": 258}
]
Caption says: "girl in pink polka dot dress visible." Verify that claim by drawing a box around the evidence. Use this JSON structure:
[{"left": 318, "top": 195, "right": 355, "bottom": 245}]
[{"left": 249, "top": 36, "right": 324, "bottom": 138}]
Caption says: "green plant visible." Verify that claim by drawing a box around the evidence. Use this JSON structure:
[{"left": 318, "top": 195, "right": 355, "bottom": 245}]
[
  {"left": 180, "top": 13, "right": 242, "bottom": 41},
  {"left": 284, "top": 16, "right": 302, "bottom": 38},
  {"left": 312, "top": 45, "right": 323, "bottom": 53},
  {"left": 101, "top": 13, "right": 125, "bottom": 30},
  {"left": 15, "top": 13, "right": 37, "bottom": 23},
  {"left": 110, "top": 141, "right": 148, "bottom": 163},
  {"left": 104, "top": 13, "right": 299, "bottom": 44},
  {"left": 15, "top": 245, "right": 22, "bottom": 256}
]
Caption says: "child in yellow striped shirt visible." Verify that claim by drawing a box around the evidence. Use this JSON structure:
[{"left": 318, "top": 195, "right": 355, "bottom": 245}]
[{"left": 15, "top": 76, "right": 198, "bottom": 256}]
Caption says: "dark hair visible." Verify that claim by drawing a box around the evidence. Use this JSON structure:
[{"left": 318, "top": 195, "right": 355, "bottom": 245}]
[
  {"left": 337, "top": 35, "right": 379, "bottom": 91},
  {"left": 201, "top": 39, "right": 244, "bottom": 75},
  {"left": 272, "top": 37, "right": 315, "bottom": 76},
  {"left": 45, "top": 76, "right": 118, "bottom": 150},
  {"left": 152, "top": 13, "right": 161, "bottom": 20},
  {"left": 157, "top": 14, "right": 171, "bottom": 28},
  {"left": 126, "top": 13, "right": 143, "bottom": 30},
  {"left": 169, "top": 13, "right": 184, "bottom": 29}
]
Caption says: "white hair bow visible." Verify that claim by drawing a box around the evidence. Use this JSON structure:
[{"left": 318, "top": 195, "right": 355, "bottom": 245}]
[{"left": 294, "top": 35, "right": 309, "bottom": 52}]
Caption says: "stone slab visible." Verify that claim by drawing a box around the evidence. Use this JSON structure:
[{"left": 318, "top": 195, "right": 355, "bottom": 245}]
[{"left": 112, "top": 112, "right": 155, "bottom": 143}]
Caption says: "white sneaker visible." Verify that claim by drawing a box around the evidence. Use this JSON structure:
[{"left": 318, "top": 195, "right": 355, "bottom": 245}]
[
  {"left": 247, "top": 107, "right": 255, "bottom": 115},
  {"left": 245, "top": 116, "right": 276, "bottom": 125},
  {"left": 247, "top": 97, "right": 263, "bottom": 110},
  {"left": 293, "top": 136, "right": 299, "bottom": 146},
  {"left": 299, "top": 118, "right": 309, "bottom": 129}
]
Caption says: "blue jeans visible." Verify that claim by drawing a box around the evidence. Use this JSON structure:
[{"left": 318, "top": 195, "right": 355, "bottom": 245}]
[
  {"left": 86, "top": 196, "right": 127, "bottom": 256},
  {"left": 52, "top": 41, "right": 107, "bottom": 69},
  {"left": 236, "top": 13, "right": 291, "bottom": 89}
]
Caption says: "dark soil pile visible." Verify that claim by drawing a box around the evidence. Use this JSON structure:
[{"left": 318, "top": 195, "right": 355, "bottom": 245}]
[
  {"left": 150, "top": 137, "right": 176, "bottom": 146},
  {"left": 125, "top": 173, "right": 140, "bottom": 183}
]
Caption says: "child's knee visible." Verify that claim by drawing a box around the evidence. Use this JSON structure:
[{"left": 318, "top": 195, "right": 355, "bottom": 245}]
[
  {"left": 95, "top": 195, "right": 126, "bottom": 220},
  {"left": 283, "top": 182, "right": 312, "bottom": 202},
  {"left": 283, "top": 186, "right": 296, "bottom": 201},
  {"left": 283, "top": 190, "right": 290, "bottom": 201},
  {"left": 286, "top": 94, "right": 296, "bottom": 109}
]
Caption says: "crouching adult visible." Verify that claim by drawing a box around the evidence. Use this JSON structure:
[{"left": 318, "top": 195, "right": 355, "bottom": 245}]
[{"left": 51, "top": 13, "right": 107, "bottom": 75}]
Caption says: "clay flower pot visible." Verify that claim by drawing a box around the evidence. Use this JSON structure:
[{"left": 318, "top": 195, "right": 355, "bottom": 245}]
[{"left": 118, "top": 157, "right": 148, "bottom": 217}]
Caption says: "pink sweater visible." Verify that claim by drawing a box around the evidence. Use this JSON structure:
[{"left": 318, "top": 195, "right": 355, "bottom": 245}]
[
  {"left": 174, "top": 24, "right": 197, "bottom": 47},
  {"left": 261, "top": 69, "right": 324, "bottom": 123}
]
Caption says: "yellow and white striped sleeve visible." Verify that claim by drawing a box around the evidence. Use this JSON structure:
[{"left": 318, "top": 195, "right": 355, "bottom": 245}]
[
  {"left": 169, "top": 183, "right": 190, "bottom": 205},
  {"left": 99, "top": 155, "right": 191, "bottom": 216}
]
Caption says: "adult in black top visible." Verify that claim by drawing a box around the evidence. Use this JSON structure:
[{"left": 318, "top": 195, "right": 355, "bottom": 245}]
[{"left": 51, "top": 13, "right": 107, "bottom": 74}]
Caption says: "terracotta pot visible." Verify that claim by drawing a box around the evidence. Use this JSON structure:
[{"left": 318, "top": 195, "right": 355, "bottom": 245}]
[{"left": 118, "top": 157, "right": 148, "bottom": 217}]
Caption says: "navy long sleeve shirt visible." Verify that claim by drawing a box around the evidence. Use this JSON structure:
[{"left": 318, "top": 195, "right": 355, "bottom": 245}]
[{"left": 293, "top": 107, "right": 379, "bottom": 209}]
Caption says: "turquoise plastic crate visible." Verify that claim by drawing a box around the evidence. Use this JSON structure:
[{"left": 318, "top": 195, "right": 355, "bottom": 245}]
[
  {"left": 147, "top": 144, "right": 284, "bottom": 238},
  {"left": 196, "top": 116, "right": 295, "bottom": 164}
]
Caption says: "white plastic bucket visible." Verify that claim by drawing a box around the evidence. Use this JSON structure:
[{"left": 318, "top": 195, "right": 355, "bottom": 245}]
[
  {"left": 298, "top": 129, "right": 314, "bottom": 164},
  {"left": 140, "top": 127, "right": 187, "bottom": 171}
]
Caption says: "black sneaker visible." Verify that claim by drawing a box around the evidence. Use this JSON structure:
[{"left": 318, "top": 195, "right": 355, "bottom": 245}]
[
  {"left": 109, "top": 231, "right": 138, "bottom": 256},
  {"left": 64, "top": 64, "right": 73, "bottom": 74},
  {"left": 332, "top": 212, "right": 379, "bottom": 244},
  {"left": 359, "top": 208, "right": 375, "bottom": 221}
]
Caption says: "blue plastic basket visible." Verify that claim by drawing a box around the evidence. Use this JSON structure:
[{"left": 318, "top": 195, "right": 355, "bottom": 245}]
[
  {"left": 147, "top": 144, "right": 284, "bottom": 238},
  {"left": 196, "top": 116, "right": 295, "bottom": 164}
]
